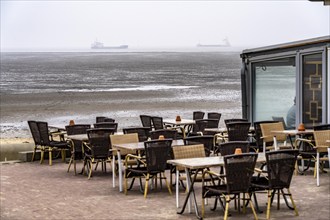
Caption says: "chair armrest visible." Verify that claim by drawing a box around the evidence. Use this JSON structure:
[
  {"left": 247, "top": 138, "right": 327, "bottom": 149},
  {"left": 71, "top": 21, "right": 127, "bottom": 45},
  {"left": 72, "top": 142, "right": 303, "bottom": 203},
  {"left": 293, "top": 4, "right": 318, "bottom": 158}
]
[
  {"left": 294, "top": 137, "right": 315, "bottom": 150},
  {"left": 124, "top": 154, "right": 146, "bottom": 167}
]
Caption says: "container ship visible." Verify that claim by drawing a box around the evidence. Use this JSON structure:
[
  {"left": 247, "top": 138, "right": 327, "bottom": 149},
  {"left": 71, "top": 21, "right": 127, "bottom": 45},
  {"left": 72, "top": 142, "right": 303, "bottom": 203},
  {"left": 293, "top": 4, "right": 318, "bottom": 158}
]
[{"left": 91, "top": 41, "right": 128, "bottom": 49}]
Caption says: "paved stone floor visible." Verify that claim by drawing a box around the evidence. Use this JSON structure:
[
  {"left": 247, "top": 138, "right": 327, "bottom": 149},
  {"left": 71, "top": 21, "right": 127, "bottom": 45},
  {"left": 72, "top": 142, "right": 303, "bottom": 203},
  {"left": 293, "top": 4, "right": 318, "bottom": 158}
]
[{"left": 0, "top": 160, "right": 329, "bottom": 220}]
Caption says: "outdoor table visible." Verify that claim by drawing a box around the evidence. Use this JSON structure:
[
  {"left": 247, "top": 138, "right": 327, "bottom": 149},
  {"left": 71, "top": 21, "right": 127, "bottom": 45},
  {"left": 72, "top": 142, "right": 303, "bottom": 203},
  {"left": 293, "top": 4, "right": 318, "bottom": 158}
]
[
  {"left": 113, "top": 139, "right": 184, "bottom": 192},
  {"left": 271, "top": 129, "right": 314, "bottom": 148},
  {"left": 167, "top": 153, "right": 266, "bottom": 218},
  {"left": 163, "top": 119, "right": 195, "bottom": 138}
]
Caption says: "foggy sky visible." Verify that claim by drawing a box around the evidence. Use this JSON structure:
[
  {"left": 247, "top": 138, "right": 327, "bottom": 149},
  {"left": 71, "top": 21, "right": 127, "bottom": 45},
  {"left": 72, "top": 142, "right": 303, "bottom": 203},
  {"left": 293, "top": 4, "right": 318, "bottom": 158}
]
[{"left": 1, "top": 0, "right": 329, "bottom": 50}]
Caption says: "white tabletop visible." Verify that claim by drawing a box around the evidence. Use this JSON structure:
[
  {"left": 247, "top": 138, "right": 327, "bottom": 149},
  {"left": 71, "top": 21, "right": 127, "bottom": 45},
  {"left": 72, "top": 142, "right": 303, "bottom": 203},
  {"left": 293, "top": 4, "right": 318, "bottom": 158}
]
[
  {"left": 271, "top": 129, "right": 314, "bottom": 136},
  {"left": 113, "top": 139, "right": 184, "bottom": 151},
  {"left": 168, "top": 153, "right": 266, "bottom": 169},
  {"left": 163, "top": 119, "right": 195, "bottom": 126}
]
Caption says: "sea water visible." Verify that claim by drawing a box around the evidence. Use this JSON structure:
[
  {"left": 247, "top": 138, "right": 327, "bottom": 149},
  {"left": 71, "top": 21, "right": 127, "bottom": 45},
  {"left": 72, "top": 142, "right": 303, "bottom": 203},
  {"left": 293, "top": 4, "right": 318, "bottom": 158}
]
[{"left": 0, "top": 50, "right": 242, "bottom": 138}]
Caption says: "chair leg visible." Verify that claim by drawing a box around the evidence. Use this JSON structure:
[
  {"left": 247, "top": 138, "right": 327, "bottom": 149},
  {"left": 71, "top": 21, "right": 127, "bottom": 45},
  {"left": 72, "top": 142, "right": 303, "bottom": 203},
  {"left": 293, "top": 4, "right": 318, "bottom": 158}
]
[
  {"left": 247, "top": 193, "right": 258, "bottom": 220},
  {"left": 49, "top": 148, "right": 53, "bottom": 166},
  {"left": 40, "top": 147, "right": 45, "bottom": 164},
  {"left": 266, "top": 190, "right": 272, "bottom": 220},
  {"left": 88, "top": 161, "right": 93, "bottom": 179},
  {"left": 67, "top": 156, "right": 73, "bottom": 172},
  {"left": 31, "top": 146, "right": 37, "bottom": 162},
  {"left": 163, "top": 172, "right": 172, "bottom": 195},
  {"left": 287, "top": 189, "right": 299, "bottom": 216},
  {"left": 144, "top": 174, "right": 150, "bottom": 198},
  {"left": 224, "top": 195, "right": 230, "bottom": 220}
]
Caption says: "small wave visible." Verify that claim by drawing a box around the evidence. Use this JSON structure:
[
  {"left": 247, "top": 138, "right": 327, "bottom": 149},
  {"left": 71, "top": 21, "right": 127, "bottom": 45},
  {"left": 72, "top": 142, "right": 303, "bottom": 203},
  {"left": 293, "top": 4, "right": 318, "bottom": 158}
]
[{"left": 63, "top": 85, "right": 198, "bottom": 93}]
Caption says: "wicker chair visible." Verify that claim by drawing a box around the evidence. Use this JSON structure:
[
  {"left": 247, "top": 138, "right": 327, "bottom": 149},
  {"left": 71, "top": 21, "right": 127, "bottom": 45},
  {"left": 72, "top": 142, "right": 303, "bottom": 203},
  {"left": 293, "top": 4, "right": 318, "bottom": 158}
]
[
  {"left": 193, "top": 111, "right": 205, "bottom": 120},
  {"left": 172, "top": 144, "right": 206, "bottom": 208},
  {"left": 272, "top": 116, "right": 287, "bottom": 129},
  {"left": 96, "top": 116, "right": 107, "bottom": 123},
  {"left": 93, "top": 122, "right": 118, "bottom": 132},
  {"left": 201, "top": 153, "right": 258, "bottom": 220},
  {"left": 124, "top": 139, "right": 173, "bottom": 198},
  {"left": 294, "top": 124, "right": 330, "bottom": 175},
  {"left": 65, "top": 124, "right": 91, "bottom": 175},
  {"left": 140, "top": 115, "right": 153, "bottom": 129},
  {"left": 122, "top": 127, "right": 151, "bottom": 142},
  {"left": 28, "top": 121, "right": 42, "bottom": 162},
  {"left": 149, "top": 129, "right": 178, "bottom": 140},
  {"left": 250, "top": 150, "right": 299, "bottom": 219},
  {"left": 151, "top": 116, "right": 164, "bottom": 130},
  {"left": 253, "top": 120, "right": 278, "bottom": 152},
  {"left": 260, "top": 122, "right": 291, "bottom": 153},
  {"left": 207, "top": 112, "right": 222, "bottom": 121},
  {"left": 224, "top": 118, "right": 248, "bottom": 125},
  {"left": 313, "top": 130, "right": 330, "bottom": 186},
  {"left": 226, "top": 122, "right": 251, "bottom": 142},
  {"left": 37, "top": 121, "right": 70, "bottom": 166},
  {"left": 184, "top": 135, "right": 215, "bottom": 157},
  {"left": 215, "top": 141, "right": 250, "bottom": 156},
  {"left": 83, "top": 128, "right": 115, "bottom": 179}
]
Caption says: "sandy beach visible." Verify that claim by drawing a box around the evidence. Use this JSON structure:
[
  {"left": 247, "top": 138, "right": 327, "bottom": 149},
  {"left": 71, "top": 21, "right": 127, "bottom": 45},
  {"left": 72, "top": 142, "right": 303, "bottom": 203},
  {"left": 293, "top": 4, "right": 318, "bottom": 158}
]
[{"left": 0, "top": 88, "right": 242, "bottom": 161}]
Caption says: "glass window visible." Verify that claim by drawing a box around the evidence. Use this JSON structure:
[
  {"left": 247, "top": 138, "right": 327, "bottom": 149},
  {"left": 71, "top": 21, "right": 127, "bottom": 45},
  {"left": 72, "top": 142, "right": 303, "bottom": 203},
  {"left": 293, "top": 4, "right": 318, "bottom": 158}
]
[
  {"left": 302, "top": 53, "right": 323, "bottom": 128},
  {"left": 253, "top": 57, "right": 296, "bottom": 127}
]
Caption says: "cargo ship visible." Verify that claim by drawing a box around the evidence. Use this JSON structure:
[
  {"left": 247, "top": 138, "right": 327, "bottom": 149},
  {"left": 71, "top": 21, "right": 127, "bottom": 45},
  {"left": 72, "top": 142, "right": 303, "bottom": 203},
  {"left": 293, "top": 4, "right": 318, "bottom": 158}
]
[{"left": 91, "top": 41, "right": 128, "bottom": 49}]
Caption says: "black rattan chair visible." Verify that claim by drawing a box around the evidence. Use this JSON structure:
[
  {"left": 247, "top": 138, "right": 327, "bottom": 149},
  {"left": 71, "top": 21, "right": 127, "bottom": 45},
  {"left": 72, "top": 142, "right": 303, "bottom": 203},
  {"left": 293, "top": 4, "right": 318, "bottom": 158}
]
[
  {"left": 65, "top": 124, "right": 91, "bottom": 174},
  {"left": 224, "top": 118, "right": 248, "bottom": 125},
  {"left": 93, "top": 122, "right": 118, "bottom": 132},
  {"left": 122, "top": 127, "right": 151, "bottom": 142},
  {"left": 184, "top": 135, "right": 215, "bottom": 156},
  {"left": 28, "top": 121, "right": 42, "bottom": 162},
  {"left": 37, "top": 121, "right": 70, "bottom": 166},
  {"left": 207, "top": 112, "right": 222, "bottom": 121},
  {"left": 215, "top": 141, "right": 250, "bottom": 156},
  {"left": 149, "top": 129, "right": 178, "bottom": 140},
  {"left": 124, "top": 139, "right": 173, "bottom": 198},
  {"left": 226, "top": 122, "right": 251, "bottom": 142},
  {"left": 201, "top": 153, "right": 258, "bottom": 219},
  {"left": 140, "top": 115, "right": 153, "bottom": 129},
  {"left": 250, "top": 149, "right": 299, "bottom": 219},
  {"left": 151, "top": 116, "right": 164, "bottom": 130},
  {"left": 193, "top": 111, "right": 205, "bottom": 120},
  {"left": 83, "top": 128, "right": 116, "bottom": 179}
]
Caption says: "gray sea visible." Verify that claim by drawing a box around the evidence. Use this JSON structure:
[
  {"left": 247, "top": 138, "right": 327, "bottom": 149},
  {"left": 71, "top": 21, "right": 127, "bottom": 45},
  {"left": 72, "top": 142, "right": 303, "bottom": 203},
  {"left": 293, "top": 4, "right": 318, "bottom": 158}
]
[{"left": 0, "top": 50, "right": 242, "bottom": 139}]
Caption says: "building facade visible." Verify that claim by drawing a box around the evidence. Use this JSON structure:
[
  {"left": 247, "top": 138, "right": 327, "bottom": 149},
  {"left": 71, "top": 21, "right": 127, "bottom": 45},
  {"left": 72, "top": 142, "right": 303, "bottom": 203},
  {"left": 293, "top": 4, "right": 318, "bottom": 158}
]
[{"left": 240, "top": 36, "right": 330, "bottom": 128}]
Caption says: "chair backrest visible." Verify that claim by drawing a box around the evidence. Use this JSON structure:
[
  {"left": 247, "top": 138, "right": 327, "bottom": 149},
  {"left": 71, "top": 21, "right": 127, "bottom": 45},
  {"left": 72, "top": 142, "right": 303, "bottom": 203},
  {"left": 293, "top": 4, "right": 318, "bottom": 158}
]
[
  {"left": 260, "top": 122, "right": 286, "bottom": 143},
  {"left": 110, "top": 133, "right": 139, "bottom": 155},
  {"left": 313, "top": 130, "right": 330, "bottom": 153},
  {"left": 149, "top": 129, "right": 178, "bottom": 140},
  {"left": 37, "top": 121, "right": 51, "bottom": 146},
  {"left": 122, "top": 127, "right": 151, "bottom": 142},
  {"left": 192, "top": 119, "right": 208, "bottom": 133},
  {"left": 151, "top": 116, "right": 164, "bottom": 130},
  {"left": 140, "top": 115, "right": 152, "bottom": 129},
  {"left": 224, "top": 153, "right": 258, "bottom": 193},
  {"left": 207, "top": 112, "right": 222, "bottom": 121},
  {"left": 216, "top": 141, "right": 250, "bottom": 156},
  {"left": 65, "top": 124, "right": 91, "bottom": 135},
  {"left": 272, "top": 116, "right": 287, "bottom": 129},
  {"left": 184, "top": 135, "right": 214, "bottom": 156},
  {"left": 28, "top": 121, "right": 42, "bottom": 145},
  {"left": 66, "top": 124, "right": 91, "bottom": 153},
  {"left": 144, "top": 139, "right": 172, "bottom": 173},
  {"left": 253, "top": 120, "right": 278, "bottom": 149},
  {"left": 193, "top": 111, "right": 205, "bottom": 120},
  {"left": 104, "top": 118, "right": 115, "bottom": 122},
  {"left": 224, "top": 118, "right": 248, "bottom": 125},
  {"left": 265, "top": 149, "right": 298, "bottom": 189},
  {"left": 96, "top": 116, "right": 107, "bottom": 123},
  {"left": 87, "top": 128, "right": 115, "bottom": 158},
  {"left": 314, "top": 124, "right": 330, "bottom": 131},
  {"left": 226, "top": 122, "right": 251, "bottom": 141},
  {"left": 93, "top": 122, "right": 118, "bottom": 132},
  {"left": 172, "top": 144, "right": 205, "bottom": 171}
]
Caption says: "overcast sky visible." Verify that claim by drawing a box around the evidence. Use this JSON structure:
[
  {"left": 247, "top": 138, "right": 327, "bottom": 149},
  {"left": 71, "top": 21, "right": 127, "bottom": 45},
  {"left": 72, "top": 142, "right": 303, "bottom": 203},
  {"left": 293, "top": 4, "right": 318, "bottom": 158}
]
[{"left": 1, "top": 0, "right": 329, "bottom": 50}]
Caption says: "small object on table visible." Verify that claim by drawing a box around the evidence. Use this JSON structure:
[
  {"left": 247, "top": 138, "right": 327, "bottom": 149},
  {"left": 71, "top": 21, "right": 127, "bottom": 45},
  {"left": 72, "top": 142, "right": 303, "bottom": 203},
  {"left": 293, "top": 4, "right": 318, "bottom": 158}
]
[
  {"left": 159, "top": 135, "right": 165, "bottom": 140},
  {"left": 176, "top": 115, "right": 181, "bottom": 122},
  {"left": 234, "top": 148, "right": 242, "bottom": 154},
  {"left": 69, "top": 120, "right": 75, "bottom": 126},
  {"left": 297, "top": 123, "right": 305, "bottom": 131}
]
